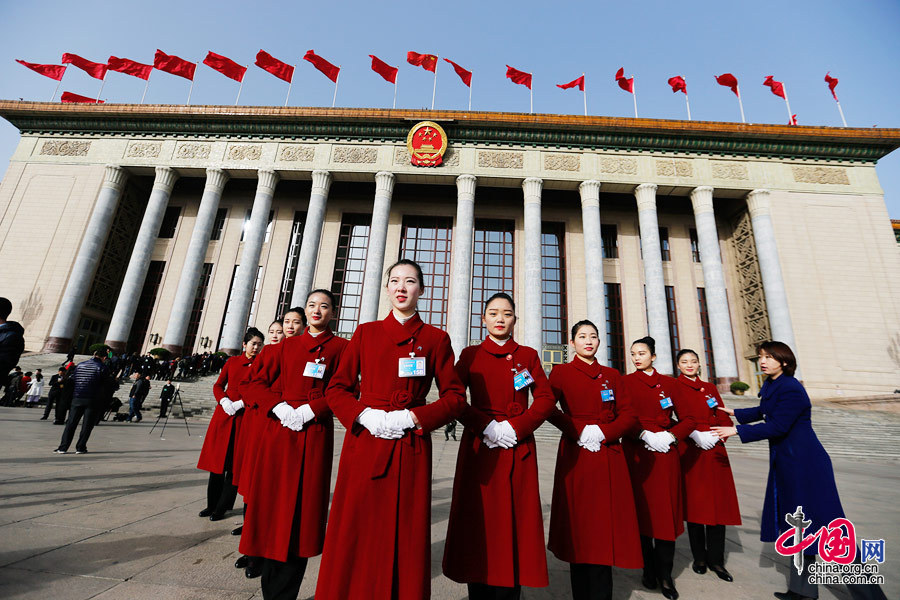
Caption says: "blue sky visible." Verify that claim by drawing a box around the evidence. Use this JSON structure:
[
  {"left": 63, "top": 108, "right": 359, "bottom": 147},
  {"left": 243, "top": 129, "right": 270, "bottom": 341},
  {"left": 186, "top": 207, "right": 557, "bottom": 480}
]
[{"left": 1, "top": 0, "right": 898, "bottom": 217}]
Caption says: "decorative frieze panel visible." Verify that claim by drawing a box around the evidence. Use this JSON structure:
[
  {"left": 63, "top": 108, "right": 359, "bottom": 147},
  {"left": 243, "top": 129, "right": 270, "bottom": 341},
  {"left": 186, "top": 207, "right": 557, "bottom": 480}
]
[
  {"left": 476, "top": 150, "right": 524, "bottom": 169},
  {"left": 226, "top": 144, "right": 263, "bottom": 161},
  {"left": 279, "top": 144, "right": 315, "bottom": 162},
  {"left": 598, "top": 156, "right": 638, "bottom": 175},
  {"left": 711, "top": 161, "right": 749, "bottom": 180},
  {"left": 332, "top": 146, "right": 378, "bottom": 164},
  {"left": 125, "top": 141, "right": 162, "bottom": 158},
  {"left": 543, "top": 153, "right": 580, "bottom": 171},
  {"left": 791, "top": 165, "right": 850, "bottom": 185},
  {"left": 175, "top": 142, "right": 211, "bottom": 160},
  {"left": 40, "top": 139, "right": 90, "bottom": 156},
  {"left": 656, "top": 158, "right": 693, "bottom": 177}
]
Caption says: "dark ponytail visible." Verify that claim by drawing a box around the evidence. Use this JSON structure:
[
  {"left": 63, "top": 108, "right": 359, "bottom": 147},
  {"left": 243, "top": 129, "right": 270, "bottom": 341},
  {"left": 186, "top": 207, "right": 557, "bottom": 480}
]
[{"left": 570, "top": 319, "right": 599, "bottom": 339}]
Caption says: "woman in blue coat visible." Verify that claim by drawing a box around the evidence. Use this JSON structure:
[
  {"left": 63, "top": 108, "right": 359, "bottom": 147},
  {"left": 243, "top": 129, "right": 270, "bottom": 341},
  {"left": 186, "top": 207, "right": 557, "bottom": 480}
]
[{"left": 712, "top": 341, "right": 885, "bottom": 600}]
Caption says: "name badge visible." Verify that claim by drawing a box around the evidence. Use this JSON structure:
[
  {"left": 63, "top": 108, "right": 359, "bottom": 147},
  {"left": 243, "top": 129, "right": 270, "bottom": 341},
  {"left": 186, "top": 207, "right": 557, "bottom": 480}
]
[
  {"left": 601, "top": 389, "right": 615, "bottom": 402},
  {"left": 398, "top": 355, "right": 426, "bottom": 378},
  {"left": 659, "top": 396, "right": 673, "bottom": 410},
  {"left": 513, "top": 369, "right": 534, "bottom": 391},
  {"left": 303, "top": 361, "right": 326, "bottom": 379},
  {"left": 706, "top": 397, "right": 718, "bottom": 409}
]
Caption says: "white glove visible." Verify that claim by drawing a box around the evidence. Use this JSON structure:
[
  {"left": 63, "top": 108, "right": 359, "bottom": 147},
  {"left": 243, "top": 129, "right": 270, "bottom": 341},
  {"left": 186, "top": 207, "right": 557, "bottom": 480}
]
[
  {"left": 689, "top": 430, "right": 718, "bottom": 450},
  {"left": 482, "top": 420, "right": 502, "bottom": 448},
  {"left": 497, "top": 420, "right": 518, "bottom": 449},
  {"left": 272, "top": 402, "right": 294, "bottom": 427},
  {"left": 219, "top": 398, "right": 236, "bottom": 416},
  {"left": 287, "top": 404, "right": 316, "bottom": 432},
  {"left": 231, "top": 399, "right": 244, "bottom": 412},
  {"left": 384, "top": 409, "right": 416, "bottom": 432},
  {"left": 640, "top": 430, "right": 670, "bottom": 453},
  {"left": 357, "top": 407, "right": 404, "bottom": 439},
  {"left": 659, "top": 431, "right": 677, "bottom": 448},
  {"left": 578, "top": 424, "right": 604, "bottom": 452}
]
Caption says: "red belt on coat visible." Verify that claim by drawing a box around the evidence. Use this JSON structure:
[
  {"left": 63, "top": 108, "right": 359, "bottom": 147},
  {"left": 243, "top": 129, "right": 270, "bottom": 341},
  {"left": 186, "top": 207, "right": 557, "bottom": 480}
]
[
  {"left": 361, "top": 391, "right": 427, "bottom": 479},
  {"left": 276, "top": 390, "right": 329, "bottom": 431}
]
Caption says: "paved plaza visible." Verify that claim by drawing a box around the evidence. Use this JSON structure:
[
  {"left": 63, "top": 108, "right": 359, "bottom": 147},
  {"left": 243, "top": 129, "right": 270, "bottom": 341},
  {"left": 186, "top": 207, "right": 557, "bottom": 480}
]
[{"left": 0, "top": 400, "right": 897, "bottom": 600}]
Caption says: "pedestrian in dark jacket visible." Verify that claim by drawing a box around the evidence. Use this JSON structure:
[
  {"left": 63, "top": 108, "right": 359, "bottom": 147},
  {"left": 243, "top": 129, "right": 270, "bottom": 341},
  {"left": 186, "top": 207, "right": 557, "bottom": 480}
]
[
  {"left": 55, "top": 352, "right": 109, "bottom": 454},
  {"left": 42, "top": 368, "right": 68, "bottom": 422},
  {"left": 128, "top": 373, "right": 151, "bottom": 422},
  {"left": 158, "top": 380, "right": 176, "bottom": 418},
  {"left": 0, "top": 298, "right": 25, "bottom": 390},
  {"left": 3, "top": 366, "right": 22, "bottom": 406}
]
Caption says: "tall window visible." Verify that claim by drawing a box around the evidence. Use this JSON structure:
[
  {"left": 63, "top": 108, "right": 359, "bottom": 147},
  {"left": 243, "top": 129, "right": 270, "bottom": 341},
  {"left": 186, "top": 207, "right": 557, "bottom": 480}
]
[
  {"left": 665, "top": 285, "right": 680, "bottom": 370},
  {"left": 183, "top": 263, "right": 214, "bottom": 354},
  {"left": 210, "top": 208, "right": 228, "bottom": 241},
  {"left": 689, "top": 228, "right": 701, "bottom": 262},
  {"left": 399, "top": 216, "right": 453, "bottom": 329},
  {"left": 331, "top": 214, "right": 372, "bottom": 337},
  {"left": 541, "top": 222, "right": 568, "bottom": 367},
  {"left": 158, "top": 206, "right": 180, "bottom": 238},
  {"left": 217, "top": 264, "right": 264, "bottom": 349},
  {"left": 240, "top": 209, "right": 274, "bottom": 242},
  {"left": 275, "top": 211, "right": 306, "bottom": 318},
  {"left": 660, "top": 227, "right": 671, "bottom": 261},
  {"left": 605, "top": 283, "right": 625, "bottom": 372},
  {"left": 470, "top": 219, "right": 515, "bottom": 343},
  {"left": 697, "top": 288, "right": 717, "bottom": 380},
  {"left": 601, "top": 224, "right": 618, "bottom": 259},
  {"left": 128, "top": 261, "right": 166, "bottom": 351}
]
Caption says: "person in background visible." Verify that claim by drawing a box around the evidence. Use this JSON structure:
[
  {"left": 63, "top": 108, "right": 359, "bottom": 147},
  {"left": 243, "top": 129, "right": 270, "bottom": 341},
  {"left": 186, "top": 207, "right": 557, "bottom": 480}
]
[
  {"left": 158, "top": 380, "right": 176, "bottom": 418},
  {"left": 2, "top": 366, "right": 23, "bottom": 406},
  {"left": 0, "top": 298, "right": 25, "bottom": 393},
  {"left": 25, "top": 369, "right": 44, "bottom": 406},
  {"left": 18, "top": 370, "right": 32, "bottom": 405},
  {"left": 55, "top": 350, "right": 109, "bottom": 454},
  {"left": 128, "top": 373, "right": 151, "bottom": 422},
  {"left": 42, "top": 368, "right": 68, "bottom": 422}
]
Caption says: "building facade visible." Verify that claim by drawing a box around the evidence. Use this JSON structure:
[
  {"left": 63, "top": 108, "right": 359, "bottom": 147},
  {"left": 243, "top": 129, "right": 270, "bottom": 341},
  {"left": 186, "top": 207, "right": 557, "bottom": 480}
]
[{"left": 1, "top": 101, "right": 898, "bottom": 398}]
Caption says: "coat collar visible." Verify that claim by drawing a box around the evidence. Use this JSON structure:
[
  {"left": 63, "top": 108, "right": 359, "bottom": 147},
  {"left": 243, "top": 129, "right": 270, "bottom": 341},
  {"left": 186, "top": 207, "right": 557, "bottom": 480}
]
[
  {"left": 571, "top": 356, "right": 602, "bottom": 379},
  {"left": 760, "top": 373, "right": 790, "bottom": 398},
  {"left": 634, "top": 368, "right": 661, "bottom": 387},
  {"left": 481, "top": 336, "right": 520, "bottom": 357},
  {"left": 297, "top": 327, "right": 334, "bottom": 352},
  {"left": 677, "top": 373, "right": 707, "bottom": 391},
  {"left": 383, "top": 311, "right": 425, "bottom": 345}
]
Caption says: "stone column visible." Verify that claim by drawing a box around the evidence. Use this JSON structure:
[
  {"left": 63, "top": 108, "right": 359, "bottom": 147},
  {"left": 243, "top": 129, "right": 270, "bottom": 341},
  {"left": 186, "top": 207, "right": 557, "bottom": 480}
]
[
  {"left": 105, "top": 167, "right": 179, "bottom": 353},
  {"left": 162, "top": 168, "right": 229, "bottom": 356},
  {"left": 635, "top": 183, "right": 673, "bottom": 374},
  {"left": 447, "top": 174, "right": 477, "bottom": 357},
  {"left": 690, "top": 186, "right": 739, "bottom": 385},
  {"left": 219, "top": 169, "right": 279, "bottom": 355},
  {"left": 358, "top": 172, "right": 395, "bottom": 324},
  {"left": 746, "top": 189, "right": 799, "bottom": 366},
  {"left": 579, "top": 180, "right": 609, "bottom": 366},
  {"left": 44, "top": 165, "right": 128, "bottom": 352},
  {"left": 289, "top": 169, "right": 332, "bottom": 307},
  {"left": 522, "top": 177, "right": 543, "bottom": 352}
]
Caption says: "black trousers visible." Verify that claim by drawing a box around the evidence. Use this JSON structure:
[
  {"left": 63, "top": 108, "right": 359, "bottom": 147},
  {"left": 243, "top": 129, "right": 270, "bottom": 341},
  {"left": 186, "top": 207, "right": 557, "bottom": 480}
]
[
  {"left": 640, "top": 535, "right": 676, "bottom": 582},
  {"left": 261, "top": 556, "right": 308, "bottom": 600},
  {"left": 467, "top": 583, "right": 521, "bottom": 600},
  {"left": 687, "top": 522, "right": 726, "bottom": 566},
  {"left": 55, "top": 396, "right": 71, "bottom": 424},
  {"left": 205, "top": 426, "right": 238, "bottom": 514},
  {"left": 159, "top": 397, "right": 170, "bottom": 418},
  {"left": 57, "top": 403, "right": 97, "bottom": 452},
  {"left": 570, "top": 563, "right": 612, "bottom": 600},
  {"left": 42, "top": 394, "right": 58, "bottom": 419}
]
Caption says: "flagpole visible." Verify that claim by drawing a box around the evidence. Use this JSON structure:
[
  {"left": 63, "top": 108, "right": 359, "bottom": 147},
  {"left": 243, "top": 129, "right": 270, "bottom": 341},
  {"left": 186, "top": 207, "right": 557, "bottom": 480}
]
[
  {"left": 468, "top": 75, "right": 472, "bottom": 111},
  {"left": 186, "top": 79, "right": 194, "bottom": 105},
  {"left": 836, "top": 100, "right": 847, "bottom": 127},
  {"left": 736, "top": 85, "right": 746, "bottom": 123},
  {"left": 393, "top": 73, "right": 398, "bottom": 109},
  {"left": 431, "top": 56, "right": 438, "bottom": 110},
  {"left": 683, "top": 76, "right": 691, "bottom": 120},
  {"left": 51, "top": 66, "right": 67, "bottom": 102},
  {"left": 140, "top": 71, "right": 151, "bottom": 104},
  {"left": 235, "top": 78, "right": 244, "bottom": 105},
  {"left": 529, "top": 74, "right": 533, "bottom": 113},
  {"left": 632, "top": 81, "right": 638, "bottom": 118},
  {"left": 782, "top": 83, "right": 794, "bottom": 124},
  {"left": 96, "top": 74, "right": 106, "bottom": 103},
  {"left": 285, "top": 64, "right": 296, "bottom": 107},
  {"left": 332, "top": 68, "right": 340, "bottom": 108},
  {"left": 582, "top": 72, "right": 587, "bottom": 116}
]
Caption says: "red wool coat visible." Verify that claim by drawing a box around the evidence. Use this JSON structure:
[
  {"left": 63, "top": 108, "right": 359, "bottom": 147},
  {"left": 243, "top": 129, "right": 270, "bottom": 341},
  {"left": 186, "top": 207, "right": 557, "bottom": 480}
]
[
  {"left": 239, "top": 329, "right": 347, "bottom": 562},
  {"left": 675, "top": 374, "right": 742, "bottom": 526},
  {"left": 233, "top": 343, "right": 281, "bottom": 496},
  {"left": 196, "top": 355, "right": 254, "bottom": 474},
  {"left": 442, "top": 337, "right": 556, "bottom": 588},
  {"left": 315, "top": 312, "right": 466, "bottom": 600},
  {"left": 621, "top": 369, "right": 698, "bottom": 541},
  {"left": 546, "top": 359, "right": 643, "bottom": 568}
]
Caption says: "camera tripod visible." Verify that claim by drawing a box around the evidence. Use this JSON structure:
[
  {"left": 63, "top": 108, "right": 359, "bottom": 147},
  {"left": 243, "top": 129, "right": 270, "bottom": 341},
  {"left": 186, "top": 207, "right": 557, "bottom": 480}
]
[{"left": 149, "top": 387, "right": 191, "bottom": 437}]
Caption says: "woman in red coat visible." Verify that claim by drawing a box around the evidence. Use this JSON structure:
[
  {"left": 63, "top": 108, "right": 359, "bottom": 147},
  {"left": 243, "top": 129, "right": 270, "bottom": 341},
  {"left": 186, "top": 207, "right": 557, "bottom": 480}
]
[
  {"left": 442, "top": 292, "right": 556, "bottom": 600},
  {"left": 240, "top": 289, "right": 348, "bottom": 600},
  {"left": 674, "top": 349, "right": 740, "bottom": 584},
  {"left": 196, "top": 327, "right": 264, "bottom": 521},
  {"left": 622, "top": 336, "right": 697, "bottom": 600},
  {"left": 316, "top": 259, "right": 466, "bottom": 600},
  {"left": 546, "top": 320, "right": 642, "bottom": 600}
]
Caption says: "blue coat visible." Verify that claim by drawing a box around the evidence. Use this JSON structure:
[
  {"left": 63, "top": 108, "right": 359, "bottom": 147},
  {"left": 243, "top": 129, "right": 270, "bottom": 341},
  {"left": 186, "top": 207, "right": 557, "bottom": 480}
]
[{"left": 734, "top": 375, "right": 844, "bottom": 551}]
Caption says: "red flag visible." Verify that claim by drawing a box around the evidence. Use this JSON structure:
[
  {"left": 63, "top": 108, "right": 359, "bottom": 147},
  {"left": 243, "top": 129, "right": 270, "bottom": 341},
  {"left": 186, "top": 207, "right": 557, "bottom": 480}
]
[
  {"left": 60, "top": 91, "right": 104, "bottom": 104},
  {"left": 61, "top": 53, "right": 108, "bottom": 80},
  {"left": 668, "top": 75, "right": 687, "bottom": 94},
  {"left": 825, "top": 72, "right": 839, "bottom": 101},
  {"left": 369, "top": 55, "right": 398, "bottom": 84},
  {"left": 715, "top": 73, "right": 740, "bottom": 97},
  {"left": 303, "top": 50, "right": 340, "bottom": 83},
  {"left": 505, "top": 65, "right": 532, "bottom": 89},
  {"left": 407, "top": 51, "right": 438, "bottom": 73},
  {"left": 557, "top": 75, "right": 585, "bottom": 91},
  {"left": 107, "top": 56, "right": 153, "bottom": 80},
  {"left": 203, "top": 51, "right": 246, "bottom": 82},
  {"left": 614, "top": 67, "right": 634, "bottom": 93},
  {"left": 444, "top": 58, "right": 472, "bottom": 87},
  {"left": 154, "top": 50, "right": 196, "bottom": 80},
  {"left": 255, "top": 50, "right": 294, "bottom": 83},
  {"left": 763, "top": 75, "right": 786, "bottom": 99},
  {"left": 15, "top": 59, "right": 66, "bottom": 81}
]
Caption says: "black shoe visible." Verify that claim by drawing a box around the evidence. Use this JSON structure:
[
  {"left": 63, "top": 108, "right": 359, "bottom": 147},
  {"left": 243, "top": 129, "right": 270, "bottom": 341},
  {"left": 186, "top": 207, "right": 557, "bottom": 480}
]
[
  {"left": 208, "top": 512, "right": 226, "bottom": 521},
  {"left": 692, "top": 560, "right": 707, "bottom": 574},
  {"left": 231, "top": 525, "right": 243, "bottom": 536},
  {"left": 53, "top": 449, "right": 66, "bottom": 454},
  {"left": 710, "top": 565, "right": 733, "bottom": 582},
  {"left": 774, "top": 592, "right": 807, "bottom": 600},
  {"left": 198, "top": 508, "right": 214, "bottom": 518},
  {"left": 234, "top": 555, "right": 249, "bottom": 569},
  {"left": 641, "top": 572, "right": 657, "bottom": 590},
  {"left": 40, "top": 416, "right": 48, "bottom": 420},
  {"left": 75, "top": 449, "right": 87, "bottom": 454},
  {"left": 245, "top": 559, "right": 262, "bottom": 579},
  {"left": 660, "top": 578, "right": 679, "bottom": 600}
]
